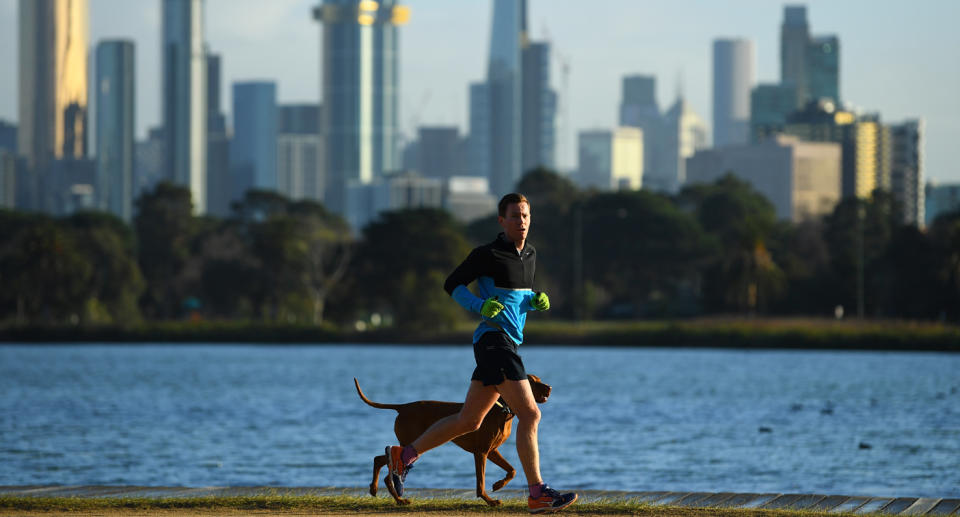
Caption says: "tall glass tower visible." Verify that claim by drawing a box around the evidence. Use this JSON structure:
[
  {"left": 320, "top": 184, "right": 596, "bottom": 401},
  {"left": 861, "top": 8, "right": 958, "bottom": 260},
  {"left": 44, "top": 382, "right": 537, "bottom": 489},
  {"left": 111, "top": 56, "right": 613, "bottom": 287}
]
[
  {"left": 780, "top": 5, "right": 809, "bottom": 107},
  {"left": 487, "top": 0, "right": 524, "bottom": 197},
  {"left": 162, "top": 0, "right": 207, "bottom": 213},
  {"left": 712, "top": 38, "right": 755, "bottom": 148},
  {"left": 313, "top": 0, "right": 409, "bottom": 215},
  {"left": 231, "top": 82, "right": 278, "bottom": 199},
  {"left": 808, "top": 35, "right": 840, "bottom": 104},
  {"left": 18, "top": 0, "right": 89, "bottom": 172},
  {"left": 95, "top": 40, "right": 135, "bottom": 222}
]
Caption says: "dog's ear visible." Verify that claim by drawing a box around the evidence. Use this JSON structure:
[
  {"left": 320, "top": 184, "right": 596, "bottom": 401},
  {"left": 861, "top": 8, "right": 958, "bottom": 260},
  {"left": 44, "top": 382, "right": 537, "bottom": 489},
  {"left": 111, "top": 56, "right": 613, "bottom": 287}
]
[{"left": 528, "top": 374, "right": 541, "bottom": 383}]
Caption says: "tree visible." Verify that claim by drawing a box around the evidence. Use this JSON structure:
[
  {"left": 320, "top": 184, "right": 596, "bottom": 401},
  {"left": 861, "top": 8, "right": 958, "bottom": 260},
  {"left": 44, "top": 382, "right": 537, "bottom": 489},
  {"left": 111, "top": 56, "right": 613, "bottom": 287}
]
[
  {"left": 134, "top": 182, "right": 196, "bottom": 319},
  {"left": 289, "top": 201, "right": 353, "bottom": 325}
]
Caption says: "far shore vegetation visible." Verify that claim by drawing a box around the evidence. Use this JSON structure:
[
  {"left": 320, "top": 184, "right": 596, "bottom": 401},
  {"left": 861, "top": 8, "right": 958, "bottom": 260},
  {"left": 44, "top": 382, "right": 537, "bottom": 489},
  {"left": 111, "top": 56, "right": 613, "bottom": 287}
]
[{"left": 4, "top": 168, "right": 960, "bottom": 344}]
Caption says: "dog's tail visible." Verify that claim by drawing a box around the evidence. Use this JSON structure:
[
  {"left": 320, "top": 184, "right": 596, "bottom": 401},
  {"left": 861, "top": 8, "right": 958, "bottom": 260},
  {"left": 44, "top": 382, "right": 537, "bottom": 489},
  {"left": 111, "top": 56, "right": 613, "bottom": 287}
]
[{"left": 354, "top": 378, "right": 405, "bottom": 411}]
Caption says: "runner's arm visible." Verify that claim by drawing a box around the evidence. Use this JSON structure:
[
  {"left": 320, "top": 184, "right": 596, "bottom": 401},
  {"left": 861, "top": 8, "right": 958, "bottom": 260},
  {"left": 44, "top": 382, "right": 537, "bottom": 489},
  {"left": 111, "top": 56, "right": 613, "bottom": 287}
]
[{"left": 444, "top": 248, "right": 485, "bottom": 313}]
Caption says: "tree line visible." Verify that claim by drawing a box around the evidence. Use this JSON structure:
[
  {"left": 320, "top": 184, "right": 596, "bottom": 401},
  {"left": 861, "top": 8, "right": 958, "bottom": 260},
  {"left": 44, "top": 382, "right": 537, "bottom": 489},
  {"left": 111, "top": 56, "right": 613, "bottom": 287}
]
[{"left": 2, "top": 168, "right": 959, "bottom": 331}]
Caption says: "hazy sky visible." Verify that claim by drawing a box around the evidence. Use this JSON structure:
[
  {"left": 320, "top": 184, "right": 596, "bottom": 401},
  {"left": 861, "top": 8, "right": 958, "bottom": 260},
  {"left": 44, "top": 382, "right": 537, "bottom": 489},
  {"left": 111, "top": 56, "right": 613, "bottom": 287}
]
[{"left": 1, "top": 0, "right": 958, "bottom": 181}]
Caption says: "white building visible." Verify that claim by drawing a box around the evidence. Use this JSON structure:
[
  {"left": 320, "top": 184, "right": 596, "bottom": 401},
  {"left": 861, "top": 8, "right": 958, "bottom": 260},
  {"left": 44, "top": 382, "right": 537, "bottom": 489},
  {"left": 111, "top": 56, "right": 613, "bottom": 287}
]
[
  {"left": 443, "top": 176, "right": 496, "bottom": 223},
  {"left": 577, "top": 127, "right": 644, "bottom": 191},
  {"left": 686, "top": 134, "right": 841, "bottom": 222},
  {"left": 658, "top": 97, "right": 709, "bottom": 193},
  {"left": 713, "top": 38, "right": 755, "bottom": 148},
  {"left": 346, "top": 171, "right": 443, "bottom": 233}
]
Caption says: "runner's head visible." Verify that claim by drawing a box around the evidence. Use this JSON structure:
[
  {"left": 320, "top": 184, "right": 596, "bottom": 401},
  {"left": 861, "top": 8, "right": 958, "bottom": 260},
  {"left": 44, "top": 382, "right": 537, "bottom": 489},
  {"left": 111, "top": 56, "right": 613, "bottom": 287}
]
[{"left": 498, "top": 193, "right": 530, "bottom": 246}]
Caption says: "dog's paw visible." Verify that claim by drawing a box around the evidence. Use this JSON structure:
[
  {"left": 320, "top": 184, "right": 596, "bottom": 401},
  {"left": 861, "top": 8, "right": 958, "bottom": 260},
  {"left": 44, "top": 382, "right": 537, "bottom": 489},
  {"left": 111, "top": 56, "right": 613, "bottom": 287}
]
[
  {"left": 369, "top": 484, "right": 377, "bottom": 497},
  {"left": 485, "top": 498, "right": 502, "bottom": 507},
  {"left": 492, "top": 479, "right": 508, "bottom": 491},
  {"left": 397, "top": 498, "right": 411, "bottom": 506}
]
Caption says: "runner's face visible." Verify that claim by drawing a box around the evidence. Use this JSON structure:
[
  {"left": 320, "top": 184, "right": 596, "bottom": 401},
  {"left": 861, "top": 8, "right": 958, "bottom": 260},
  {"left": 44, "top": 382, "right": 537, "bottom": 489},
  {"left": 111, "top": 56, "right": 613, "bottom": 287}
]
[{"left": 498, "top": 202, "right": 530, "bottom": 244}]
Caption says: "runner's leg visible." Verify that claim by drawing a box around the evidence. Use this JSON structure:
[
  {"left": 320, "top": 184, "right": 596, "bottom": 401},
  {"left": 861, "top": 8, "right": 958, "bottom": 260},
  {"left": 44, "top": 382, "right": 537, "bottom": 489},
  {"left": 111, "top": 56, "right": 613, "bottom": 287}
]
[
  {"left": 495, "top": 378, "right": 542, "bottom": 486},
  {"left": 410, "top": 380, "right": 500, "bottom": 455}
]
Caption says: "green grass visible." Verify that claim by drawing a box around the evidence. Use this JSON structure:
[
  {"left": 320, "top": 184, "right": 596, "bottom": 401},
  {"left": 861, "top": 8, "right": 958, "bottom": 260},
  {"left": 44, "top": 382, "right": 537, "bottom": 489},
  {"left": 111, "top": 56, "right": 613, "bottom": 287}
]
[{"left": 0, "top": 494, "right": 875, "bottom": 516}]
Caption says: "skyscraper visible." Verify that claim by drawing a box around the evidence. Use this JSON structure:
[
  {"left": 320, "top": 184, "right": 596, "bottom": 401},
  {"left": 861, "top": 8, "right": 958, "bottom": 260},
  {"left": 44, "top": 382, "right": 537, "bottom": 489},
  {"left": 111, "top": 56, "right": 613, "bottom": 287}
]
[
  {"left": 780, "top": 5, "right": 809, "bottom": 107},
  {"left": 712, "top": 38, "right": 755, "bottom": 148},
  {"left": 467, "top": 82, "right": 491, "bottom": 179},
  {"left": 206, "top": 52, "right": 231, "bottom": 217},
  {"left": 487, "top": 0, "right": 524, "bottom": 196},
  {"left": 277, "top": 104, "right": 324, "bottom": 201},
  {"left": 619, "top": 75, "right": 663, "bottom": 184},
  {"left": 750, "top": 83, "right": 798, "bottom": 143},
  {"left": 807, "top": 35, "right": 840, "bottom": 104},
  {"left": 313, "top": 0, "right": 409, "bottom": 215},
  {"left": 891, "top": 120, "right": 924, "bottom": 227},
  {"left": 231, "top": 81, "right": 278, "bottom": 199},
  {"left": 660, "top": 97, "right": 708, "bottom": 193},
  {"left": 521, "top": 41, "right": 557, "bottom": 172},
  {"left": 18, "top": 0, "right": 89, "bottom": 173},
  {"left": 162, "top": 0, "right": 207, "bottom": 213},
  {"left": 95, "top": 40, "right": 135, "bottom": 222},
  {"left": 577, "top": 128, "right": 644, "bottom": 191},
  {"left": 418, "top": 127, "right": 464, "bottom": 179}
]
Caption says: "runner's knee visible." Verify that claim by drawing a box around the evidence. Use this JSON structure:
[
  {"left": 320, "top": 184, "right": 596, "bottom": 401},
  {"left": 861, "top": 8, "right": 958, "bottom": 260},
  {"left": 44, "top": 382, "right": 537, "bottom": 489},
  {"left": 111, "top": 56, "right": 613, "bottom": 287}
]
[{"left": 515, "top": 404, "right": 540, "bottom": 425}]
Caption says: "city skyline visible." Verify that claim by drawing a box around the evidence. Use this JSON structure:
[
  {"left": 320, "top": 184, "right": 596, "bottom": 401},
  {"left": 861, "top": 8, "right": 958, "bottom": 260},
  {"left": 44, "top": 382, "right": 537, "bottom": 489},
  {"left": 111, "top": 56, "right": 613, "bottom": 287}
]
[{"left": 0, "top": 0, "right": 957, "bottom": 183}]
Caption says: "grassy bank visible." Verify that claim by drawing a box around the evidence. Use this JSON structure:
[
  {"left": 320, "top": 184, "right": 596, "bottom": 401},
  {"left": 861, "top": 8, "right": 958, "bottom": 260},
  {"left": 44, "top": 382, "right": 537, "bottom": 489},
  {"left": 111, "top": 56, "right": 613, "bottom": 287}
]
[
  {"left": 1, "top": 317, "right": 958, "bottom": 351},
  {"left": 0, "top": 494, "right": 867, "bottom": 516}
]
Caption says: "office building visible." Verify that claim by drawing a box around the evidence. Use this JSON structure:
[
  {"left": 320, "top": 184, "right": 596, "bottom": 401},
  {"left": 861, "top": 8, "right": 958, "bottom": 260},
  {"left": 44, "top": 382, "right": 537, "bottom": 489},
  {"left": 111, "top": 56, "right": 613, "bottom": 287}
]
[
  {"left": 577, "top": 127, "right": 643, "bottom": 191},
  {"left": 467, "top": 82, "right": 491, "bottom": 179},
  {"left": 277, "top": 104, "right": 324, "bottom": 202},
  {"left": 750, "top": 83, "right": 798, "bottom": 143},
  {"left": 658, "top": 97, "right": 708, "bottom": 193},
  {"left": 619, "top": 75, "right": 663, "bottom": 186},
  {"left": 18, "top": 0, "right": 89, "bottom": 175},
  {"left": 162, "top": 0, "right": 207, "bottom": 213},
  {"left": 313, "top": 0, "right": 409, "bottom": 215},
  {"left": 206, "top": 53, "right": 231, "bottom": 217},
  {"left": 346, "top": 171, "right": 442, "bottom": 233},
  {"left": 417, "top": 127, "right": 464, "bottom": 179},
  {"left": 485, "top": 0, "right": 524, "bottom": 196},
  {"left": 95, "top": 40, "right": 135, "bottom": 222},
  {"left": 891, "top": 120, "right": 924, "bottom": 227},
  {"left": 926, "top": 183, "right": 960, "bottom": 226},
  {"left": 687, "top": 135, "right": 841, "bottom": 222},
  {"left": 713, "top": 38, "right": 755, "bottom": 148},
  {"left": 443, "top": 176, "right": 496, "bottom": 222},
  {"left": 808, "top": 35, "right": 840, "bottom": 104},
  {"left": 231, "top": 81, "right": 278, "bottom": 200},
  {"left": 0, "top": 121, "right": 16, "bottom": 152},
  {"left": 135, "top": 127, "right": 165, "bottom": 200},
  {"left": 522, "top": 41, "right": 557, "bottom": 173},
  {"left": 780, "top": 5, "right": 809, "bottom": 106}
]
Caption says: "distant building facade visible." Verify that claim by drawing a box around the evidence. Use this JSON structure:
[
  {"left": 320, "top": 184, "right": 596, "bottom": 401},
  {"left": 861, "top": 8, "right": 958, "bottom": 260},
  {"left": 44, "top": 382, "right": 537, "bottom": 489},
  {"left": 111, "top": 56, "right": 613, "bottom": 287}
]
[
  {"left": 443, "top": 176, "right": 496, "bottom": 222},
  {"left": 780, "top": 5, "right": 809, "bottom": 106},
  {"left": 926, "top": 183, "right": 960, "bottom": 226},
  {"left": 619, "top": 75, "right": 663, "bottom": 185},
  {"left": 467, "top": 82, "right": 491, "bottom": 179},
  {"left": 0, "top": 151, "right": 16, "bottom": 209},
  {"left": 521, "top": 41, "right": 557, "bottom": 172},
  {"left": 230, "top": 81, "right": 277, "bottom": 200},
  {"left": 206, "top": 52, "right": 231, "bottom": 217},
  {"left": 95, "top": 39, "right": 135, "bottom": 221},
  {"left": 577, "top": 127, "right": 644, "bottom": 191},
  {"left": 417, "top": 127, "right": 464, "bottom": 179},
  {"left": 659, "top": 97, "right": 709, "bottom": 193},
  {"left": 808, "top": 35, "right": 840, "bottom": 104},
  {"left": 713, "top": 38, "right": 755, "bottom": 148},
  {"left": 162, "top": 0, "right": 207, "bottom": 213},
  {"left": 313, "top": 0, "right": 409, "bottom": 215},
  {"left": 135, "top": 127, "right": 165, "bottom": 200},
  {"left": 891, "top": 120, "right": 924, "bottom": 227},
  {"left": 346, "top": 171, "right": 442, "bottom": 232},
  {"left": 687, "top": 135, "right": 842, "bottom": 222},
  {"left": 750, "top": 83, "right": 798, "bottom": 143},
  {"left": 277, "top": 104, "right": 324, "bottom": 202},
  {"left": 0, "top": 120, "right": 16, "bottom": 153}
]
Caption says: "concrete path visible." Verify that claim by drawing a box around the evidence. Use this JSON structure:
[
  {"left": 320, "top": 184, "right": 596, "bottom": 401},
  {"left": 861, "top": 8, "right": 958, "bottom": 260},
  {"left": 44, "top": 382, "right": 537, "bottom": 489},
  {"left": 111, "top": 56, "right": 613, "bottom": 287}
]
[{"left": 1, "top": 486, "right": 958, "bottom": 515}]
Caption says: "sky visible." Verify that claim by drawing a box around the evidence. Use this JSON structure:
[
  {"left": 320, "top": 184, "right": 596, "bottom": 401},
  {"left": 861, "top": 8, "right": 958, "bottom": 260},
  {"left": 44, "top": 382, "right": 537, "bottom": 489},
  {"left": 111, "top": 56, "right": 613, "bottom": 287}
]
[{"left": 1, "top": 0, "right": 959, "bottom": 182}]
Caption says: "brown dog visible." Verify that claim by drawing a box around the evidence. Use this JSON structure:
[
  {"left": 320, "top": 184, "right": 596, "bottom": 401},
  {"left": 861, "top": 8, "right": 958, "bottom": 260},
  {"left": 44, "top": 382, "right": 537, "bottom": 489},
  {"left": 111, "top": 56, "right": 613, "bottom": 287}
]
[{"left": 354, "top": 375, "right": 551, "bottom": 506}]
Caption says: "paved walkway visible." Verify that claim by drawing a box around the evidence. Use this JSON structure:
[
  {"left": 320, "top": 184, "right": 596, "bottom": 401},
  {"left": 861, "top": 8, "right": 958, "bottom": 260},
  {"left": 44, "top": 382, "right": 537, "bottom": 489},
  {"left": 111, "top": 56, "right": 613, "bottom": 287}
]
[{"left": 1, "top": 486, "right": 959, "bottom": 515}]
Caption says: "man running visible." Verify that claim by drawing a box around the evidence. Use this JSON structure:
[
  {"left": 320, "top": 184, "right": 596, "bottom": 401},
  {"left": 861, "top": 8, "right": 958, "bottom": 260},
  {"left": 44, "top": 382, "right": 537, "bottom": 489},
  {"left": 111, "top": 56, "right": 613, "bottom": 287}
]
[{"left": 385, "top": 193, "right": 578, "bottom": 514}]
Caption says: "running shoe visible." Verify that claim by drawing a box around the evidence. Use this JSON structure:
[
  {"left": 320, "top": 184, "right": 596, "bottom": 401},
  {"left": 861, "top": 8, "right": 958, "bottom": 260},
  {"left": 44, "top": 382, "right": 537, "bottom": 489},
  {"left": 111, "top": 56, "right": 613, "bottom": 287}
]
[
  {"left": 528, "top": 485, "right": 578, "bottom": 513},
  {"left": 385, "top": 445, "right": 412, "bottom": 496}
]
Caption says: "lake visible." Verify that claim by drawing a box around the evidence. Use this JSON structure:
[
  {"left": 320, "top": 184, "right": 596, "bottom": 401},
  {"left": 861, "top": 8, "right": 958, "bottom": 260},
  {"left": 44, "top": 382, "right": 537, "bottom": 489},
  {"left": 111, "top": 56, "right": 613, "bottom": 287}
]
[{"left": 1, "top": 344, "right": 958, "bottom": 498}]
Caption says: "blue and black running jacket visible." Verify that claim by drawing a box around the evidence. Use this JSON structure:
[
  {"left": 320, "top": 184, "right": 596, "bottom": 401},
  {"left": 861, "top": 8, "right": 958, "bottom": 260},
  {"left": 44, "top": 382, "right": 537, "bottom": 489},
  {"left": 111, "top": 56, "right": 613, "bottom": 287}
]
[{"left": 444, "top": 233, "right": 538, "bottom": 345}]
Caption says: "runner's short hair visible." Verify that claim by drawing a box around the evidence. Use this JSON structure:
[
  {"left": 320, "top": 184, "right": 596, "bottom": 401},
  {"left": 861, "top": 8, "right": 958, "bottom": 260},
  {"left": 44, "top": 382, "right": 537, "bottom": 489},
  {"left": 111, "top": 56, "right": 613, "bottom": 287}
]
[{"left": 498, "top": 193, "right": 530, "bottom": 217}]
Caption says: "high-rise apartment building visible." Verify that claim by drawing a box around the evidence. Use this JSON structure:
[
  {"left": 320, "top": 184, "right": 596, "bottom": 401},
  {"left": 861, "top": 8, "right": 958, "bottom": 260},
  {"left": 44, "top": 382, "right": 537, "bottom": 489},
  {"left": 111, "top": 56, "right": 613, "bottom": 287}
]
[
  {"left": 713, "top": 38, "right": 755, "bottom": 148},
  {"left": 95, "top": 40, "right": 135, "bottom": 221},
  {"left": 891, "top": 120, "right": 924, "bottom": 227},
  {"left": 521, "top": 41, "right": 557, "bottom": 172},
  {"left": 577, "top": 128, "right": 644, "bottom": 191},
  {"left": 687, "top": 135, "right": 841, "bottom": 222},
  {"left": 162, "top": 0, "right": 207, "bottom": 213},
  {"left": 231, "top": 81, "right": 277, "bottom": 200},
  {"left": 18, "top": 0, "right": 89, "bottom": 176},
  {"left": 780, "top": 5, "right": 809, "bottom": 107},
  {"left": 925, "top": 182, "right": 960, "bottom": 226},
  {"left": 277, "top": 104, "right": 324, "bottom": 202},
  {"left": 313, "top": 0, "right": 409, "bottom": 215},
  {"left": 808, "top": 35, "right": 839, "bottom": 104}
]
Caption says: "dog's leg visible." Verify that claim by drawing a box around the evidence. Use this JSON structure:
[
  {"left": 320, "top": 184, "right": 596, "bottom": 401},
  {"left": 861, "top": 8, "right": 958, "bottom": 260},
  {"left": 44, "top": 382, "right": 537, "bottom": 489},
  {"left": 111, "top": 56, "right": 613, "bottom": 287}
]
[
  {"left": 487, "top": 449, "right": 516, "bottom": 492},
  {"left": 474, "top": 452, "right": 501, "bottom": 506},
  {"left": 370, "top": 454, "right": 387, "bottom": 496},
  {"left": 383, "top": 468, "right": 411, "bottom": 506}
]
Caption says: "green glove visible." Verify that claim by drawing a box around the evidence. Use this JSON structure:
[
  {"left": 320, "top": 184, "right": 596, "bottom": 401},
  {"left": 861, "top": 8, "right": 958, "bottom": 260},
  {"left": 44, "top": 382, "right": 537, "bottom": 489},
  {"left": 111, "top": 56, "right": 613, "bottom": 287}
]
[
  {"left": 531, "top": 291, "right": 550, "bottom": 311},
  {"left": 481, "top": 297, "right": 505, "bottom": 318}
]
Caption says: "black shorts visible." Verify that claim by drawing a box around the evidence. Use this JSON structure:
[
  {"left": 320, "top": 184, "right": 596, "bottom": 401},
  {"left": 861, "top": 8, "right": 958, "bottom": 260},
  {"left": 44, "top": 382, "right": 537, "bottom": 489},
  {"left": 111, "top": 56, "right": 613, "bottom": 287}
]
[{"left": 471, "top": 331, "right": 527, "bottom": 386}]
